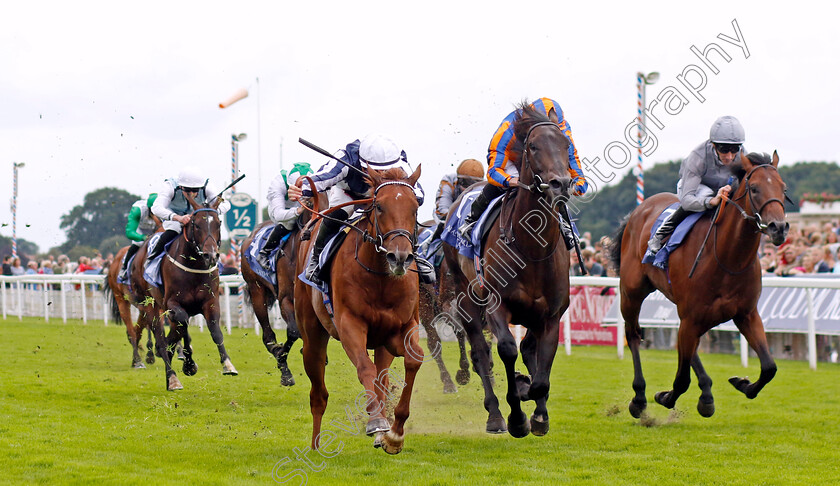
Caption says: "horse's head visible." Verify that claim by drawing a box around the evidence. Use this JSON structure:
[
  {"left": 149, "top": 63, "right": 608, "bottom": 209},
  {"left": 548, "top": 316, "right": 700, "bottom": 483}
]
[
  {"left": 512, "top": 102, "right": 572, "bottom": 206},
  {"left": 730, "top": 151, "right": 789, "bottom": 246},
  {"left": 366, "top": 165, "right": 421, "bottom": 276},
  {"left": 183, "top": 192, "right": 223, "bottom": 268}
]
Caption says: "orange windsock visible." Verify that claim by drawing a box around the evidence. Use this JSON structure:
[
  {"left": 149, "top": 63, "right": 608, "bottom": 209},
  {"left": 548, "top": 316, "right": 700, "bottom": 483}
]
[{"left": 219, "top": 88, "right": 249, "bottom": 108}]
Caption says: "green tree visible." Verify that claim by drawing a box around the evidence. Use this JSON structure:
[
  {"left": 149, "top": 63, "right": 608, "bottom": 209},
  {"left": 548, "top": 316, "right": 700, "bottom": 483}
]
[
  {"left": 59, "top": 187, "right": 139, "bottom": 252},
  {"left": 99, "top": 235, "right": 131, "bottom": 257}
]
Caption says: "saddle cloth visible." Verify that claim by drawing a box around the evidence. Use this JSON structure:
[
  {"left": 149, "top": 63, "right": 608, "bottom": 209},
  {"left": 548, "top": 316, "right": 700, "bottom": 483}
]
[
  {"left": 642, "top": 202, "right": 705, "bottom": 270},
  {"left": 440, "top": 189, "right": 505, "bottom": 260},
  {"left": 244, "top": 225, "right": 293, "bottom": 287}
]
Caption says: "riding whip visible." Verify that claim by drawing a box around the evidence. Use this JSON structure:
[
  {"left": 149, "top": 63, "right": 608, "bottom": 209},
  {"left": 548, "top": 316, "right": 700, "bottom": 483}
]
[{"left": 298, "top": 138, "right": 369, "bottom": 178}]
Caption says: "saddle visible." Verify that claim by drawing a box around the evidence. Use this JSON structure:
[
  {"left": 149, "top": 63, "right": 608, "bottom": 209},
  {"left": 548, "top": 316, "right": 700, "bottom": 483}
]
[
  {"left": 440, "top": 190, "right": 505, "bottom": 261},
  {"left": 642, "top": 202, "right": 705, "bottom": 270}
]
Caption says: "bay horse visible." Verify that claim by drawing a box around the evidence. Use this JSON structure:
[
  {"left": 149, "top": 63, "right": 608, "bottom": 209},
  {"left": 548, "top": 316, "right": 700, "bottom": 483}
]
[
  {"left": 608, "top": 151, "right": 788, "bottom": 419},
  {"left": 418, "top": 219, "right": 470, "bottom": 394},
  {"left": 441, "top": 102, "right": 573, "bottom": 437},
  {"left": 135, "top": 193, "right": 238, "bottom": 390},
  {"left": 240, "top": 218, "right": 305, "bottom": 386},
  {"left": 295, "top": 166, "right": 424, "bottom": 454}
]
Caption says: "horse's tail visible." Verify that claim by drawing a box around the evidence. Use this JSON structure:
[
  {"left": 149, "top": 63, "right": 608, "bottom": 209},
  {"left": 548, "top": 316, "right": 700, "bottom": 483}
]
[
  {"left": 102, "top": 277, "right": 123, "bottom": 324},
  {"left": 607, "top": 217, "right": 628, "bottom": 274}
]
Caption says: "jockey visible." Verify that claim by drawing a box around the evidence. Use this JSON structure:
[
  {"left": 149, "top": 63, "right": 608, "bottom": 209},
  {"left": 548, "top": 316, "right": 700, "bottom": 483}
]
[
  {"left": 287, "top": 133, "right": 432, "bottom": 286},
  {"left": 421, "top": 158, "right": 484, "bottom": 253},
  {"left": 458, "top": 97, "right": 588, "bottom": 250},
  {"left": 121, "top": 193, "right": 158, "bottom": 274},
  {"left": 256, "top": 162, "right": 313, "bottom": 269},
  {"left": 146, "top": 166, "right": 231, "bottom": 263},
  {"left": 646, "top": 115, "right": 745, "bottom": 256}
]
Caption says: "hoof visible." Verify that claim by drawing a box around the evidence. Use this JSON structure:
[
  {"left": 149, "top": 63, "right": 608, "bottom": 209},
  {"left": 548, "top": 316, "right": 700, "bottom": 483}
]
[
  {"left": 455, "top": 369, "right": 470, "bottom": 386},
  {"left": 697, "top": 399, "right": 715, "bottom": 418},
  {"left": 441, "top": 374, "right": 457, "bottom": 394},
  {"left": 654, "top": 391, "right": 675, "bottom": 409},
  {"left": 133, "top": 361, "right": 146, "bottom": 369},
  {"left": 373, "top": 431, "right": 385, "bottom": 448},
  {"left": 183, "top": 360, "right": 198, "bottom": 376},
  {"left": 366, "top": 417, "right": 390, "bottom": 437},
  {"left": 514, "top": 372, "right": 532, "bottom": 401},
  {"left": 222, "top": 359, "right": 238, "bottom": 376},
  {"left": 486, "top": 414, "right": 507, "bottom": 434},
  {"left": 629, "top": 398, "right": 647, "bottom": 419},
  {"left": 728, "top": 376, "right": 756, "bottom": 397},
  {"left": 507, "top": 411, "right": 530, "bottom": 438},
  {"left": 381, "top": 430, "right": 404, "bottom": 455},
  {"left": 530, "top": 414, "right": 549, "bottom": 436},
  {"left": 167, "top": 375, "right": 183, "bottom": 391},
  {"left": 145, "top": 353, "right": 156, "bottom": 365},
  {"left": 280, "top": 371, "right": 296, "bottom": 387}
]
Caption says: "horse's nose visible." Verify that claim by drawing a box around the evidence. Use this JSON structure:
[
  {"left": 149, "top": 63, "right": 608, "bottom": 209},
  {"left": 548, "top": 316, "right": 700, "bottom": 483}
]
[
  {"left": 386, "top": 250, "right": 413, "bottom": 276},
  {"left": 767, "top": 221, "right": 789, "bottom": 246}
]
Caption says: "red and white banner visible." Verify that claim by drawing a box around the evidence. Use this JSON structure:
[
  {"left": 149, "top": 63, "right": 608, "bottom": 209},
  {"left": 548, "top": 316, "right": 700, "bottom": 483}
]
[{"left": 559, "top": 286, "right": 617, "bottom": 346}]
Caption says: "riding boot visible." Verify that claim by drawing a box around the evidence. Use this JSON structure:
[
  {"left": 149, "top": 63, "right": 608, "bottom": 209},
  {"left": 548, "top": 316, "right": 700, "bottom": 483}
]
[
  {"left": 647, "top": 206, "right": 690, "bottom": 254},
  {"left": 257, "top": 224, "right": 291, "bottom": 269},
  {"left": 122, "top": 244, "right": 141, "bottom": 271},
  {"left": 145, "top": 229, "right": 178, "bottom": 267},
  {"left": 459, "top": 184, "right": 504, "bottom": 239},
  {"left": 305, "top": 211, "right": 347, "bottom": 285},
  {"left": 415, "top": 256, "right": 437, "bottom": 284},
  {"left": 560, "top": 218, "right": 579, "bottom": 251}
]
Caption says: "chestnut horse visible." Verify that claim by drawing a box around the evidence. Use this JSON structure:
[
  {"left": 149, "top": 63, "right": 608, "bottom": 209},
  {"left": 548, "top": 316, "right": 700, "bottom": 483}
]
[
  {"left": 240, "top": 218, "right": 305, "bottom": 386},
  {"left": 295, "top": 167, "right": 424, "bottom": 454},
  {"left": 441, "top": 103, "right": 574, "bottom": 438},
  {"left": 608, "top": 152, "right": 788, "bottom": 419}
]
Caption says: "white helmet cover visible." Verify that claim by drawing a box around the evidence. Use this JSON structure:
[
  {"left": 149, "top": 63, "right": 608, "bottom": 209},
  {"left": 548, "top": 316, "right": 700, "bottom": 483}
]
[
  {"left": 359, "top": 133, "right": 402, "bottom": 169},
  {"left": 709, "top": 116, "right": 745, "bottom": 144},
  {"left": 177, "top": 166, "right": 206, "bottom": 188}
]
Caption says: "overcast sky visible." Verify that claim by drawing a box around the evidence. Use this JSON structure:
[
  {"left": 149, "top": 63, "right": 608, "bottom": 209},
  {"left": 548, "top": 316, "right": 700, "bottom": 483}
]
[{"left": 1, "top": 1, "right": 837, "bottom": 252}]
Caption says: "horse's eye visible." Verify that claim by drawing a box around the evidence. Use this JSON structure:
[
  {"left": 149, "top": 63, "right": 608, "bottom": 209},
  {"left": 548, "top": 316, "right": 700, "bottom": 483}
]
[
  {"left": 529, "top": 142, "right": 538, "bottom": 152},
  {"left": 375, "top": 203, "right": 383, "bottom": 212},
  {"left": 750, "top": 185, "right": 758, "bottom": 194}
]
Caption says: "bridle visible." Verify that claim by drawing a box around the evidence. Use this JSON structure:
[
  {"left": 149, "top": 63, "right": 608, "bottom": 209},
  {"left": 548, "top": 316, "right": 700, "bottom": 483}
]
[
  {"left": 723, "top": 164, "right": 787, "bottom": 233},
  {"left": 365, "top": 180, "right": 418, "bottom": 252},
  {"left": 519, "top": 121, "right": 567, "bottom": 197},
  {"left": 174, "top": 207, "right": 220, "bottom": 272}
]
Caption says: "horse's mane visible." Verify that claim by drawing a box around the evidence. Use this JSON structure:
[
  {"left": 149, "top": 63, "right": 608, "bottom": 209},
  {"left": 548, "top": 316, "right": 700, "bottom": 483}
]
[
  {"left": 508, "top": 101, "right": 554, "bottom": 164},
  {"left": 363, "top": 167, "right": 412, "bottom": 197},
  {"left": 729, "top": 152, "right": 773, "bottom": 193}
]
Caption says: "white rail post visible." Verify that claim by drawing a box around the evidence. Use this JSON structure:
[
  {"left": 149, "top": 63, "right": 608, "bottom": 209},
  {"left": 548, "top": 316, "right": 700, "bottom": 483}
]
[
  {"left": 740, "top": 334, "right": 749, "bottom": 367},
  {"left": 16, "top": 281, "right": 23, "bottom": 320},
  {"left": 806, "top": 288, "right": 817, "bottom": 371},
  {"left": 42, "top": 281, "right": 49, "bottom": 322},
  {"left": 60, "top": 280, "right": 68, "bottom": 323},
  {"left": 616, "top": 291, "right": 624, "bottom": 359},
  {"left": 1, "top": 278, "right": 7, "bottom": 319},
  {"left": 223, "top": 281, "right": 232, "bottom": 335},
  {"left": 563, "top": 311, "right": 572, "bottom": 356},
  {"left": 80, "top": 280, "right": 88, "bottom": 324}
]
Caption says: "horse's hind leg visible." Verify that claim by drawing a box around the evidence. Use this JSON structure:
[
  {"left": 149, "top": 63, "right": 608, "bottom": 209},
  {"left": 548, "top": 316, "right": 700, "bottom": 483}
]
[
  {"left": 300, "top": 318, "right": 331, "bottom": 450},
  {"left": 203, "top": 301, "right": 238, "bottom": 375},
  {"left": 145, "top": 325, "right": 155, "bottom": 364},
  {"left": 460, "top": 303, "right": 505, "bottom": 433},
  {"left": 485, "top": 307, "right": 531, "bottom": 438},
  {"left": 730, "top": 310, "right": 777, "bottom": 399},
  {"left": 691, "top": 353, "right": 715, "bottom": 417},
  {"left": 277, "top": 296, "right": 299, "bottom": 386},
  {"left": 150, "top": 309, "right": 181, "bottom": 391},
  {"left": 655, "top": 321, "right": 700, "bottom": 409},
  {"left": 419, "top": 289, "right": 457, "bottom": 394},
  {"left": 180, "top": 323, "right": 198, "bottom": 376},
  {"left": 621, "top": 292, "right": 649, "bottom": 418}
]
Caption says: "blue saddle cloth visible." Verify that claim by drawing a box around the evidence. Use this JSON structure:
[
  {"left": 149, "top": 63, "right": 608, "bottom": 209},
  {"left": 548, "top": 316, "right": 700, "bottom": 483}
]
[
  {"left": 440, "top": 189, "right": 505, "bottom": 260},
  {"left": 140, "top": 233, "right": 223, "bottom": 288},
  {"left": 642, "top": 203, "right": 704, "bottom": 270},
  {"left": 243, "top": 225, "right": 292, "bottom": 287},
  {"left": 417, "top": 225, "right": 443, "bottom": 266}
]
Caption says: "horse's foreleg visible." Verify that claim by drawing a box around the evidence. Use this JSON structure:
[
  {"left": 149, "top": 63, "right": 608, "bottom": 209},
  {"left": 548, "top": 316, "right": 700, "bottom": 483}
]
[
  {"left": 118, "top": 294, "right": 143, "bottom": 368},
  {"left": 277, "top": 296, "right": 299, "bottom": 386},
  {"left": 690, "top": 353, "right": 715, "bottom": 417},
  {"left": 380, "top": 322, "right": 423, "bottom": 455},
  {"left": 150, "top": 308, "right": 181, "bottom": 391},
  {"left": 180, "top": 320, "right": 198, "bottom": 376},
  {"left": 299, "top": 314, "right": 331, "bottom": 450},
  {"left": 730, "top": 310, "right": 777, "bottom": 399},
  {"left": 145, "top": 325, "right": 155, "bottom": 364},
  {"left": 251, "top": 286, "right": 282, "bottom": 364},
  {"left": 485, "top": 309, "right": 530, "bottom": 439},
  {"left": 655, "top": 322, "right": 699, "bottom": 409},
  {"left": 420, "top": 309, "right": 457, "bottom": 394},
  {"left": 520, "top": 316, "right": 560, "bottom": 436},
  {"left": 337, "top": 324, "right": 389, "bottom": 437},
  {"left": 202, "top": 300, "right": 237, "bottom": 375}
]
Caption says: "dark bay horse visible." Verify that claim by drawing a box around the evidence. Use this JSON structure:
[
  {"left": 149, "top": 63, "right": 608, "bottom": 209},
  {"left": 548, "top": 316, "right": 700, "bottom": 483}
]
[
  {"left": 144, "top": 194, "right": 238, "bottom": 390},
  {"left": 240, "top": 218, "right": 305, "bottom": 386},
  {"left": 608, "top": 152, "right": 788, "bottom": 419},
  {"left": 295, "top": 167, "right": 424, "bottom": 454},
  {"left": 418, "top": 219, "right": 470, "bottom": 394},
  {"left": 441, "top": 103, "right": 573, "bottom": 437}
]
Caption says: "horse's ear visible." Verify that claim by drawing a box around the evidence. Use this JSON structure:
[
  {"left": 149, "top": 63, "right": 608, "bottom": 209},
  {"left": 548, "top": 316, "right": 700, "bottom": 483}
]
[
  {"left": 210, "top": 195, "right": 222, "bottom": 210},
  {"left": 366, "top": 166, "right": 382, "bottom": 189},
  {"left": 407, "top": 164, "right": 421, "bottom": 186},
  {"left": 547, "top": 107, "right": 559, "bottom": 124},
  {"left": 771, "top": 150, "right": 779, "bottom": 168},
  {"left": 183, "top": 191, "right": 200, "bottom": 210},
  {"left": 739, "top": 152, "right": 754, "bottom": 173}
]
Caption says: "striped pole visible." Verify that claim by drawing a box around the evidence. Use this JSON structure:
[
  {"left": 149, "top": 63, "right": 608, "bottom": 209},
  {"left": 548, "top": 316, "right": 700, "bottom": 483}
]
[
  {"left": 636, "top": 73, "right": 644, "bottom": 206},
  {"left": 12, "top": 162, "right": 24, "bottom": 258},
  {"left": 231, "top": 135, "right": 238, "bottom": 195}
]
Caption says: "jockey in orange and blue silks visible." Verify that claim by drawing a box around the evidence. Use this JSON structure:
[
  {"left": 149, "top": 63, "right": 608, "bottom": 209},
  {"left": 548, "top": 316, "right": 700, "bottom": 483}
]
[
  {"left": 458, "top": 98, "right": 588, "bottom": 250},
  {"left": 487, "top": 97, "right": 588, "bottom": 195}
]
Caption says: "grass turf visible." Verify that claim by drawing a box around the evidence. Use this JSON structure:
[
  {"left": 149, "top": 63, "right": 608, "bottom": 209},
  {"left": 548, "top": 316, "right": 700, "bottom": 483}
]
[{"left": 1, "top": 317, "right": 838, "bottom": 485}]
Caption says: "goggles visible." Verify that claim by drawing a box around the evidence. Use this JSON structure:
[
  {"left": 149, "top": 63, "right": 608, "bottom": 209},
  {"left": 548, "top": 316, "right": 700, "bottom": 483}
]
[{"left": 714, "top": 143, "right": 741, "bottom": 154}]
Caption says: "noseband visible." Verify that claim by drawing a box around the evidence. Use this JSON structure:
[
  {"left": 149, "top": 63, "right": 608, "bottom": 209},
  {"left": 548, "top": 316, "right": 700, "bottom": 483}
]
[
  {"left": 726, "top": 165, "right": 786, "bottom": 233},
  {"left": 367, "top": 180, "right": 418, "bottom": 253}
]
